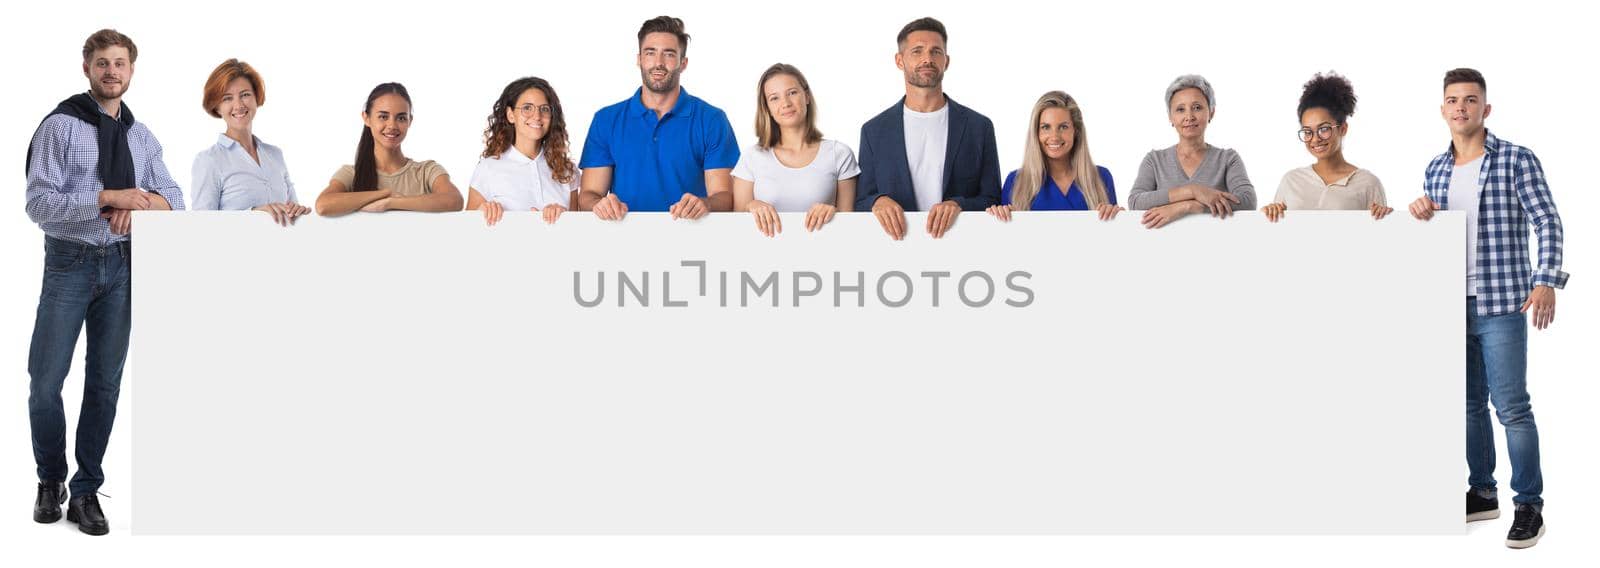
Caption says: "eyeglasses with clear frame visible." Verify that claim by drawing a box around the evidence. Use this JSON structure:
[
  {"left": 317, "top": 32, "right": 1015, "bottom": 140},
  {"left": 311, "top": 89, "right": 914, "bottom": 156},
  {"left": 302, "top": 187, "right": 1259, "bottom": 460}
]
[{"left": 517, "top": 104, "right": 553, "bottom": 118}]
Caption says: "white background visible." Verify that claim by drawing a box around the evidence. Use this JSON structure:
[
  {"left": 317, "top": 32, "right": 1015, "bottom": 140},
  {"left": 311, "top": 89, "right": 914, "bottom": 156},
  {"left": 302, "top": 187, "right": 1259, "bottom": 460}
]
[{"left": 1, "top": 0, "right": 1593, "bottom": 565}]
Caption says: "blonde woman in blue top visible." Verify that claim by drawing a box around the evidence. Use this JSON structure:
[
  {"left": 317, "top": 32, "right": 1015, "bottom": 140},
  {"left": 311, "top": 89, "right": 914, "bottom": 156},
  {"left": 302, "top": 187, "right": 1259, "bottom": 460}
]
[
  {"left": 987, "top": 90, "right": 1121, "bottom": 221},
  {"left": 189, "top": 59, "right": 309, "bottom": 226}
]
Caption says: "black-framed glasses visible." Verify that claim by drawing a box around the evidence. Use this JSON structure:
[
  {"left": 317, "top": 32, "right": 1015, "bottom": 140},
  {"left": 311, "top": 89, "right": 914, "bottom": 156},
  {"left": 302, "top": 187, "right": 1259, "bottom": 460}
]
[{"left": 1297, "top": 124, "right": 1336, "bottom": 143}]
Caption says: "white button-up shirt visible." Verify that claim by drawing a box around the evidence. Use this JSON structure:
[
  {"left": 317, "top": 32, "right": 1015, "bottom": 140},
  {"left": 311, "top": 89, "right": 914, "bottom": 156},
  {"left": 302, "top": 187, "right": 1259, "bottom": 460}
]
[
  {"left": 190, "top": 134, "right": 298, "bottom": 210},
  {"left": 469, "top": 147, "right": 580, "bottom": 211}
]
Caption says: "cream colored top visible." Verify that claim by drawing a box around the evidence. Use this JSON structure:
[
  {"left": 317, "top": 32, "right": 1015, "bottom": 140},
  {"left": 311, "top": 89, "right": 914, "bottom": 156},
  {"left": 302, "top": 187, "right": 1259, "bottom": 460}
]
[
  {"left": 332, "top": 159, "right": 448, "bottom": 197},
  {"left": 1272, "top": 166, "right": 1386, "bottom": 210}
]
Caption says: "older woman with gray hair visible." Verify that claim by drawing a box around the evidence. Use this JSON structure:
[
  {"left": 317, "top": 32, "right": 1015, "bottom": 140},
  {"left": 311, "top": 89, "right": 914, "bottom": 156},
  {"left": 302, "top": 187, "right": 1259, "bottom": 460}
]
[{"left": 1128, "top": 74, "right": 1255, "bottom": 228}]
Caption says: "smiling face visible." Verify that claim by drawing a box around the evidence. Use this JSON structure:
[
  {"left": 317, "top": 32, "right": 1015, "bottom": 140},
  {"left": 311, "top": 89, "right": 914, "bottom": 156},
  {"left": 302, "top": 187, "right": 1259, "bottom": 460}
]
[
  {"left": 363, "top": 93, "right": 412, "bottom": 151},
  {"left": 637, "top": 32, "right": 687, "bottom": 94},
  {"left": 1298, "top": 107, "right": 1346, "bottom": 160},
  {"left": 895, "top": 30, "right": 948, "bottom": 89},
  {"left": 504, "top": 87, "right": 551, "bottom": 146},
  {"left": 1169, "top": 87, "right": 1211, "bottom": 141},
  {"left": 763, "top": 73, "right": 808, "bottom": 130},
  {"left": 215, "top": 76, "right": 258, "bottom": 132},
  {"left": 1037, "top": 106, "right": 1075, "bottom": 162},
  {"left": 83, "top": 46, "right": 134, "bottom": 101},
  {"left": 1441, "top": 82, "right": 1490, "bottom": 137}
]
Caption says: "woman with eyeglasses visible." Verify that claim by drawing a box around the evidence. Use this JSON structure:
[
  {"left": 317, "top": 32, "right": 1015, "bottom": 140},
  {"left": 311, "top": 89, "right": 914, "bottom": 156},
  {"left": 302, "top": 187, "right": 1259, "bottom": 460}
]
[
  {"left": 467, "top": 76, "right": 581, "bottom": 226},
  {"left": 1127, "top": 74, "right": 1256, "bottom": 229},
  {"left": 1261, "top": 72, "right": 1391, "bottom": 222}
]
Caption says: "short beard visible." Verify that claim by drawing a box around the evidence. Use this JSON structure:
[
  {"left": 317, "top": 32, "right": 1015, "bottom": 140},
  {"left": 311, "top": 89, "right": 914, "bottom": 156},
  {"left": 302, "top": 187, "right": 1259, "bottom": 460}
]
[
  {"left": 641, "top": 68, "right": 681, "bottom": 94},
  {"left": 905, "top": 67, "right": 942, "bottom": 89}
]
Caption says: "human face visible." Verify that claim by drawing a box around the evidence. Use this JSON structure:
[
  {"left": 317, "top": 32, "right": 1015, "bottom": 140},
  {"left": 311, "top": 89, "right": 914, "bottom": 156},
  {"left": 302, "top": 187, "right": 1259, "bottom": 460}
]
[
  {"left": 83, "top": 46, "right": 133, "bottom": 102},
  {"left": 637, "top": 32, "right": 687, "bottom": 94},
  {"left": 363, "top": 93, "right": 411, "bottom": 151},
  {"left": 1441, "top": 82, "right": 1491, "bottom": 137},
  {"left": 1037, "top": 107, "right": 1075, "bottom": 162},
  {"left": 504, "top": 87, "right": 551, "bottom": 146},
  {"left": 1169, "top": 87, "right": 1211, "bottom": 141},
  {"left": 895, "top": 30, "right": 948, "bottom": 89},
  {"left": 1297, "top": 107, "right": 1345, "bottom": 160},
  {"left": 763, "top": 73, "right": 808, "bottom": 129},
  {"left": 216, "top": 76, "right": 258, "bottom": 133}
]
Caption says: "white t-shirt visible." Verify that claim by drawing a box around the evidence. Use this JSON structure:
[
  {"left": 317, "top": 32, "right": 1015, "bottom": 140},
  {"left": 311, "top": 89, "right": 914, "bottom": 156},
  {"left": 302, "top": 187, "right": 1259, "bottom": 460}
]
[
  {"left": 468, "top": 147, "right": 580, "bottom": 211},
  {"left": 731, "top": 139, "right": 861, "bottom": 212},
  {"left": 903, "top": 104, "right": 949, "bottom": 211},
  {"left": 1448, "top": 155, "right": 1484, "bottom": 296}
]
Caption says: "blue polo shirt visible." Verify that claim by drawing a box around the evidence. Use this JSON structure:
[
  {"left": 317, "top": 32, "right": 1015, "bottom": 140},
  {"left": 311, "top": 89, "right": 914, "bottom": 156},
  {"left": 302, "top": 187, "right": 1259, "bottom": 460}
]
[
  {"left": 578, "top": 87, "right": 740, "bottom": 212},
  {"left": 1001, "top": 166, "right": 1117, "bottom": 210}
]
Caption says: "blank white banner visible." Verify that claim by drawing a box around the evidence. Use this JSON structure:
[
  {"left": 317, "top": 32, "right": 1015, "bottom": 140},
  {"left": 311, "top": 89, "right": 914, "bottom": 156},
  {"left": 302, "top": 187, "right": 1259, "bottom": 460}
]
[{"left": 131, "top": 211, "right": 1461, "bottom": 534}]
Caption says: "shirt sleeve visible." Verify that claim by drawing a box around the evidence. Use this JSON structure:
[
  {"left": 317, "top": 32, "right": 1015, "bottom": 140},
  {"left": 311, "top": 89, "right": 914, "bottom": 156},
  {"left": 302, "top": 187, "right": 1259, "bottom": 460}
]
[
  {"left": 190, "top": 152, "right": 222, "bottom": 210},
  {"left": 702, "top": 110, "right": 740, "bottom": 171},
  {"left": 730, "top": 147, "right": 755, "bottom": 182},
  {"left": 140, "top": 129, "right": 186, "bottom": 210},
  {"left": 1272, "top": 170, "right": 1293, "bottom": 207},
  {"left": 24, "top": 117, "right": 103, "bottom": 224},
  {"left": 332, "top": 165, "right": 355, "bottom": 190},
  {"left": 1512, "top": 148, "right": 1568, "bottom": 289},
  {"left": 1220, "top": 149, "right": 1256, "bottom": 210},
  {"left": 578, "top": 111, "right": 614, "bottom": 169},
  {"left": 422, "top": 160, "right": 448, "bottom": 190},
  {"left": 280, "top": 149, "right": 299, "bottom": 205},
  {"left": 1126, "top": 151, "right": 1165, "bottom": 210},
  {"left": 1100, "top": 166, "right": 1117, "bottom": 207},
  {"left": 1000, "top": 170, "right": 1016, "bottom": 206},
  {"left": 1366, "top": 171, "right": 1387, "bottom": 207},
  {"left": 835, "top": 142, "right": 861, "bottom": 180}
]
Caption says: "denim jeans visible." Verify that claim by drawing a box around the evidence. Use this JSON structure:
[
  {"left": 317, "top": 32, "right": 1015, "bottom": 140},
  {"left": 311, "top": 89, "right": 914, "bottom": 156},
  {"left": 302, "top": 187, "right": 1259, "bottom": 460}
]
[
  {"left": 28, "top": 236, "right": 132, "bottom": 497},
  {"left": 1465, "top": 297, "right": 1542, "bottom": 505}
]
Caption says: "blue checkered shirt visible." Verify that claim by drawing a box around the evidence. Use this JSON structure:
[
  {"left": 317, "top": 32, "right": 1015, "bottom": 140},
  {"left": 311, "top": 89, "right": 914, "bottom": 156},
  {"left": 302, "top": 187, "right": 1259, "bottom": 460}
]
[
  {"left": 24, "top": 106, "right": 186, "bottom": 246},
  {"left": 1424, "top": 130, "right": 1567, "bottom": 316}
]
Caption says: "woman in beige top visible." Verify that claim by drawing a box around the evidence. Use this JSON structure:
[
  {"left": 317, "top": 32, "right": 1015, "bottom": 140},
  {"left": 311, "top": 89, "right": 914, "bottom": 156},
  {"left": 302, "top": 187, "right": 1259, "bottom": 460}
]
[
  {"left": 315, "top": 82, "right": 463, "bottom": 215},
  {"left": 1262, "top": 73, "right": 1391, "bottom": 222}
]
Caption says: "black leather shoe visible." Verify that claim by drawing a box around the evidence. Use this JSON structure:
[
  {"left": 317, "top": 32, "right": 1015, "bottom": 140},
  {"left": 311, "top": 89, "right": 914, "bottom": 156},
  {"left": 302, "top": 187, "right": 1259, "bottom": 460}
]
[
  {"left": 33, "top": 481, "right": 67, "bottom": 523},
  {"left": 1505, "top": 503, "right": 1544, "bottom": 549},
  {"left": 66, "top": 493, "right": 109, "bottom": 536}
]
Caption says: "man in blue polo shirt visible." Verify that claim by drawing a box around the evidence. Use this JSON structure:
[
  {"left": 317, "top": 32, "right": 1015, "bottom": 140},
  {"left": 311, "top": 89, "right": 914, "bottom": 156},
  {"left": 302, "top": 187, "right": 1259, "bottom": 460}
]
[{"left": 577, "top": 15, "right": 740, "bottom": 220}]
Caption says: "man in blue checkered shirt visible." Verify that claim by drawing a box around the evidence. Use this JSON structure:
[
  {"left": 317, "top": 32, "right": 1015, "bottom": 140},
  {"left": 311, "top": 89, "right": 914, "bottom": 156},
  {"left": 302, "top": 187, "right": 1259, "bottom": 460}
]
[
  {"left": 23, "top": 29, "right": 184, "bottom": 536},
  {"left": 1407, "top": 68, "right": 1566, "bottom": 550}
]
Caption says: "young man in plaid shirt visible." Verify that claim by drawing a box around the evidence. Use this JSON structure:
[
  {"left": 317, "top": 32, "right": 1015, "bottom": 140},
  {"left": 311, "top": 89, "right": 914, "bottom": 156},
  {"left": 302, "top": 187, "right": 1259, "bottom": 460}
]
[{"left": 1408, "top": 67, "right": 1567, "bottom": 549}]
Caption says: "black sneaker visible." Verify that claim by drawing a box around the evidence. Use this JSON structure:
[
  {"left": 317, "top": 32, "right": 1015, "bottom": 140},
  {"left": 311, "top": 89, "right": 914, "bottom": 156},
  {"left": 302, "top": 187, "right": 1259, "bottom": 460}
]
[
  {"left": 33, "top": 481, "right": 67, "bottom": 523},
  {"left": 1467, "top": 488, "right": 1499, "bottom": 522},
  {"left": 1506, "top": 503, "right": 1544, "bottom": 549}
]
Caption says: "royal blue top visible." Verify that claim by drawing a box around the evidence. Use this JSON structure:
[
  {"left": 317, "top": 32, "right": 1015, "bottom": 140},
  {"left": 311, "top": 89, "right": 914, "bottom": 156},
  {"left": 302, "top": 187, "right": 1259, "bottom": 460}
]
[
  {"left": 578, "top": 87, "right": 740, "bottom": 212},
  {"left": 1001, "top": 166, "right": 1117, "bottom": 210}
]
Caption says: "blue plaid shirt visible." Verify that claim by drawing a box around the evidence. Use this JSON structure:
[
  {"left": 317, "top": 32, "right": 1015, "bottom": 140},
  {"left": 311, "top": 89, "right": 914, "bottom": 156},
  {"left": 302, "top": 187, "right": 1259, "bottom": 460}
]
[
  {"left": 1424, "top": 130, "right": 1567, "bottom": 316},
  {"left": 24, "top": 102, "right": 186, "bottom": 246}
]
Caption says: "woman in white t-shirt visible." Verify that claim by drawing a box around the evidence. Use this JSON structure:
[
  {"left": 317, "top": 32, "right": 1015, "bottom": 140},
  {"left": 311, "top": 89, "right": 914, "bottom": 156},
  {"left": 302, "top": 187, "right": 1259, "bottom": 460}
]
[
  {"left": 732, "top": 63, "right": 860, "bottom": 237},
  {"left": 1261, "top": 72, "right": 1392, "bottom": 222},
  {"left": 467, "top": 76, "right": 581, "bottom": 226}
]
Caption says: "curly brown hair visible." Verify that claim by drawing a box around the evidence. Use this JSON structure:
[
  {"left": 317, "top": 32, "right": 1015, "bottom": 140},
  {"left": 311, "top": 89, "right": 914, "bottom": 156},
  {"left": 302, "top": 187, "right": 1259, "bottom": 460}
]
[{"left": 481, "top": 77, "right": 575, "bottom": 184}]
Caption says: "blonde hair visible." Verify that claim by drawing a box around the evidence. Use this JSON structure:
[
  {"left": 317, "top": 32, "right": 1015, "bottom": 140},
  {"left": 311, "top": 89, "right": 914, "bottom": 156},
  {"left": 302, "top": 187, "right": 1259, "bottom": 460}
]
[
  {"left": 1012, "top": 91, "right": 1108, "bottom": 210},
  {"left": 753, "top": 63, "right": 822, "bottom": 149}
]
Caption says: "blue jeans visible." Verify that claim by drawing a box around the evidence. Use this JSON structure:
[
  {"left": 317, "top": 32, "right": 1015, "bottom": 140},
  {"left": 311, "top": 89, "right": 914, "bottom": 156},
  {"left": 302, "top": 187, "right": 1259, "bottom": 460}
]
[
  {"left": 1465, "top": 297, "right": 1542, "bottom": 505},
  {"left": 28, "top": 236, "right": 132, "bottom": 497}
]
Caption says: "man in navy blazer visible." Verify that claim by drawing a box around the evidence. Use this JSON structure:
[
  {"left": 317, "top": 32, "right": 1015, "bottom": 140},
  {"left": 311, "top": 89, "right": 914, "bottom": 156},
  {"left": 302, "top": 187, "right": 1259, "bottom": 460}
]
[{"left": 856, "top": 17, "right": 1001, "bottom": 240}]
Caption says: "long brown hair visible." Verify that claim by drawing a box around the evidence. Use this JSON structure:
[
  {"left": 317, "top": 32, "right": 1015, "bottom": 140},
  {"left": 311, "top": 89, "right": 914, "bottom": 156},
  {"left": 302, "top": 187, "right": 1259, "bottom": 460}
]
[
  {"left": 481, "top": 77, "right": 576, "bottom": 185},
  {"left": 352, "top": 82, "right": 410, "bottom": 192},
  {"left": 753, "top": 63, "right": 823, "bottom": 150}
]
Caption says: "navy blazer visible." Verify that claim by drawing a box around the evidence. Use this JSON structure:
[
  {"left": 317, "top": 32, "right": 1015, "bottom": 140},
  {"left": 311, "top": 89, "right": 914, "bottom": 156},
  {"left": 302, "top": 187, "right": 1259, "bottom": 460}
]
[{"left": 854, "top": 95, "right": 1001, "bottom": 212}]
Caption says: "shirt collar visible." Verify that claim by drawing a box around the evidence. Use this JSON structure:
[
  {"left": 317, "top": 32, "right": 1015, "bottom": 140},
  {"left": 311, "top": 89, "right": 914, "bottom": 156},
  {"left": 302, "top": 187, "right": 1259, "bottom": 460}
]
[
  {"left": 215, "top": 133, "right": 261, "bottom": 150},
  {"left": 627, "top": 87, "right": 699, "bottom": 119},
  {"left": 1446, "top": 128, "right": 1500, "bottom": 157},
  {"left": 499, "top": 146, "right": 542, "bottom": 164}
]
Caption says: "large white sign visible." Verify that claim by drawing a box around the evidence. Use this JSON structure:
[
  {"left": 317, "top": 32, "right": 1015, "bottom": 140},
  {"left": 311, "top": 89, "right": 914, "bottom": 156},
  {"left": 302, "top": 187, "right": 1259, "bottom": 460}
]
[{"left": 132, "top": 211, "right": 1461, "bottom": 534}]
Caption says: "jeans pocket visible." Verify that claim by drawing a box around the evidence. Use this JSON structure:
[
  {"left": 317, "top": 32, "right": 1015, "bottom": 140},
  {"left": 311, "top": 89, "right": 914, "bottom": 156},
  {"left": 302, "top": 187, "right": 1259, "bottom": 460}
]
[{"left": 44, "top": 251, "right": 82, "bottom": 273}]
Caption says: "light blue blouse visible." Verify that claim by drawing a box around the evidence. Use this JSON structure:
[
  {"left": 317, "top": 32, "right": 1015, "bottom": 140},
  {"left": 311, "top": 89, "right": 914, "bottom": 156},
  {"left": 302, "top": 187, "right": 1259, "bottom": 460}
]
[{"left": 190, "top": 134, "right": 298, "bottom": 210}]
